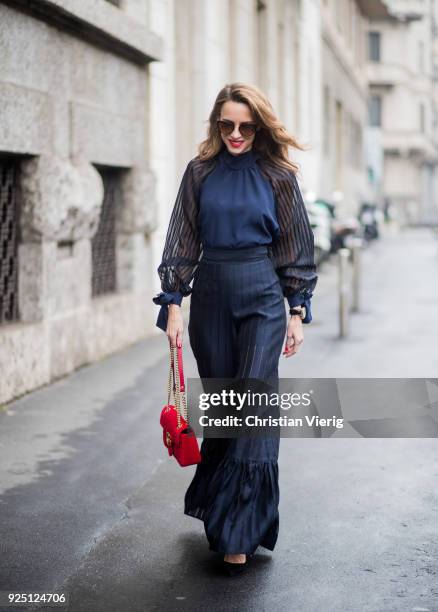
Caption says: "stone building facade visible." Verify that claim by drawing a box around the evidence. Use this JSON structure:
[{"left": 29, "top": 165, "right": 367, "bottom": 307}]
[
  {"left": 3, "top": 0, "right": 422, "bottom": 405},
  {"left": 320, "top": 0, "right": 391, "bottom": 217},
  {"left": 0, "top": 0, "right": 162, "bottom": 403},
  {"left": 367, "top": 0, "right": 438, "bottom": 224}
]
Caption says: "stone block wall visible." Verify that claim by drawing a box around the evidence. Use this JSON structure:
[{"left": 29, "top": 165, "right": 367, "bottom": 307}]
[{"left": 0, "top": 0, "right": 162, "bottom": 403}]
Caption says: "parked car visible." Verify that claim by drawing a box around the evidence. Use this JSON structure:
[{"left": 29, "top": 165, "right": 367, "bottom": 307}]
[
  {"left": 313, "top": 197, "right": 360, "bottom": 254},
  {"left": 314, "top": 198, "right": 336, "bottom": 220},
  {"left": 306, "top": 201, "right": 332, "bottom": 265}
]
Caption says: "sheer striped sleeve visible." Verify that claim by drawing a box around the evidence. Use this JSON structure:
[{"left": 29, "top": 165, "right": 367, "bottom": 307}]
[
  {"left": 152, "top": 158, "right": 202, "bottom": 331},
  {"left": 157, "top": 158, "right": 202, "bottom": 295},
  {"left": 271, "top": 169, "right": 318, "bottom": 323}
]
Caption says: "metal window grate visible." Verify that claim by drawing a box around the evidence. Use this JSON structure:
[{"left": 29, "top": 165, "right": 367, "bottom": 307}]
[
  {"left": 0, "top": 159, "right": 20, "bottom": 324},
  {"left": 91, "top": 167, "right": 120, "bottom": 297}
]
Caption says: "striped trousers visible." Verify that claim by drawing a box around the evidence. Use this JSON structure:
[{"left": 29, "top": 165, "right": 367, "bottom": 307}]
[{"left": 185, "top": 244, "right": 287, "bottom": 555}]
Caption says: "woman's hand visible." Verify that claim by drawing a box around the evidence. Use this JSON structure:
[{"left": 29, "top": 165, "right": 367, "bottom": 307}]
[
  {"left": 166, "top": 304, "right": 184, "bottom": 348},
  {"left": 282, "top": 315, "right": 304, "bottom": 357}
]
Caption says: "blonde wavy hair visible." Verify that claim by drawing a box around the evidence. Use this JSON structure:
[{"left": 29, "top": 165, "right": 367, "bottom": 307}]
[{"left": 198, "top": 82, "right": 309, "bottom": 175}]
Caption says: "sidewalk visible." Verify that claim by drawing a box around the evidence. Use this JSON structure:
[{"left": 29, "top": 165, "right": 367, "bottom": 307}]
[
  {"left": 1, "top": 226, "right": 438, "bottom": 612},
  {"left": 279, "top": 223, "right": 438, "bottom": 378}
]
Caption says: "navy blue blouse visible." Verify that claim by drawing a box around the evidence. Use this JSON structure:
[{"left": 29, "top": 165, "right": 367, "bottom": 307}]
[
  {"left": 153, "top": 146, "right": 315, "bottom": 331},
  {"left": 198, "top": 146, "right": 280, "bottom": 248}
]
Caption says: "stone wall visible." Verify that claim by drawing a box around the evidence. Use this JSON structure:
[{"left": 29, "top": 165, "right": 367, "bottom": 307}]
[{"left": 0, "top": 0, "right": 162, "bottom": 403}]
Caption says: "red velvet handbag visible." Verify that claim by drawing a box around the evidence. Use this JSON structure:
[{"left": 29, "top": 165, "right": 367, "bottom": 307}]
[{"left": 160, "top": 342, "right": 201, "bottom": 467}]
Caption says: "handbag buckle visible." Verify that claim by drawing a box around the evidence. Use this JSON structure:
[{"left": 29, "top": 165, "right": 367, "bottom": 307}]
[{"left": 165, "top": 431, "right": 173, "bottom": 448}]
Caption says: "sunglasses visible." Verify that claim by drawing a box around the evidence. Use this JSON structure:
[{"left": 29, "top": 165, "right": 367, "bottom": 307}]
[{"left": 217, "top": 119, "right": 259, "bottom": 139}]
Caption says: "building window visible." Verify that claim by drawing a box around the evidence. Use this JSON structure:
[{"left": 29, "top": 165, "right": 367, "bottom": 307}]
[
  {"left": 345, "top": 110, "right": 351, "bottom": 163},
  {"left": 369, "top": 95, "right": 382, "bottom": 127},
  {"left": 356, "top": 122, "right": 363, "bottom": 169},
  {"left": 420, "top": 102, "right": 426, "bottom": 133},
  {"left": 349, "top": 114, "right": 356, "bottom": 166},
  {"left": 91, "top": 167, "right": 121, "bottom": 297},
  {"left": 323, "top": 85, "right": 330, "bottom": 156},
  {"left": 419, "top": 41, "right": 425, "bottom": 74},
  {"left": 368, "top": 31, "right": 381, "bottom": 62},
  {"left": 0, "top": 158, "right": 20, "bottom": 324}
]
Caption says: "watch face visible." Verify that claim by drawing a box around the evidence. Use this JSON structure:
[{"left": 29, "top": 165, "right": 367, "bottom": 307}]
[{"left": 301, "top": 306, "right": 307, "bottom": 319}]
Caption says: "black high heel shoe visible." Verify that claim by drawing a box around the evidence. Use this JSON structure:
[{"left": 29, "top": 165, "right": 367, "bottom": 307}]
[{"left": 222, "top": 554, "right": 253, "bottom": 576}]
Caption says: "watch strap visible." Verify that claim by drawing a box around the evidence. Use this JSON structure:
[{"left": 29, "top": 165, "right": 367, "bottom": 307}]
[{"left": 289, "top": 306, "right": 305, "bottom": 319}]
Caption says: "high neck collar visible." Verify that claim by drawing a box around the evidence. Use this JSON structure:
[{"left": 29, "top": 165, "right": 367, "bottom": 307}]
[{"left": 219, "top": 145, "right": 261, "bottom": 170}]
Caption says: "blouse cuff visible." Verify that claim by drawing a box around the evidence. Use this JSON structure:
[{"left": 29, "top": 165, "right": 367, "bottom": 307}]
[
  {"left": 152, "top": 291, "right": 183, "bottom": 332},
  {"left": 286, "top": 292, "right": 313, "bottom": 324}
]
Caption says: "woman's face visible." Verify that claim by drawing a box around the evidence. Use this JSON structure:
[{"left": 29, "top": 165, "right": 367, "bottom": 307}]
[{"left": 218, "top": 100, "right": 257, "bottom": 156}]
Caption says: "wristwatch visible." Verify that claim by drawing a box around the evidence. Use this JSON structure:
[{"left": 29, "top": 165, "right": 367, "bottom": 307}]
[{"left": 289, "top": 305, "right": 306, "bottom": 320}]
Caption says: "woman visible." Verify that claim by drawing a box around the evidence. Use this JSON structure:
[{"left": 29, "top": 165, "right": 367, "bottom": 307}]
[{"left": 153, "top": 82, "right": 318, "bottom": 575}]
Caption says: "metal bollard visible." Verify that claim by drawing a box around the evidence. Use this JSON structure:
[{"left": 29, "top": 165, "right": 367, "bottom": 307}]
[
  {"left": 350, "top": 238, "right": 362, "bottom": 313},
  {"left": 338, "top": 248, "right": 350, "bottom": 338}
]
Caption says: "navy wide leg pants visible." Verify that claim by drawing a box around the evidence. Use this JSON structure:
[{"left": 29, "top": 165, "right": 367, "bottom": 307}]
[{"left": 185, "top": 245, "right": 287, "bottom": 555}]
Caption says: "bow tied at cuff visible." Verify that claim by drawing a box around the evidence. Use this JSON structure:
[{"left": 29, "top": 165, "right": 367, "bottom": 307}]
[{"left": 152, "top": 291, "right": 183, "bottom": 332}]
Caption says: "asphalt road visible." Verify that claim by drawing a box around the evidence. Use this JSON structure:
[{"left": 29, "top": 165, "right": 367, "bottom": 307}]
[{"left": 1, "top": 225, "right": 438, "bottom": 612}]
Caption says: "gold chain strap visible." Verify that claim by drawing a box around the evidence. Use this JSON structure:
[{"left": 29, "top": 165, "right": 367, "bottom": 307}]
[
  {"left": 173, "top": 344, "right": 188, "bottom": 426},
  {"left": 167, "top": 343, "right": 188, "bottom": 429},
  {"left": 167, "top": 344, "right": 174, "bottom": 408}
]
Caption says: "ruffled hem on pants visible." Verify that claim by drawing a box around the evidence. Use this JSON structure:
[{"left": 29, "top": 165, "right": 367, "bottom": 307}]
[{"left": 184, "top": 441, "right": 279, "bottom": 555}]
